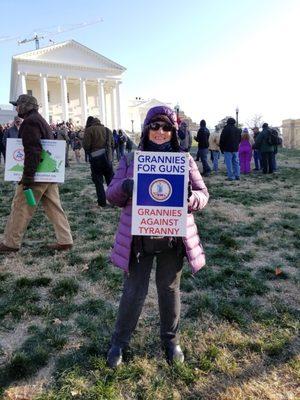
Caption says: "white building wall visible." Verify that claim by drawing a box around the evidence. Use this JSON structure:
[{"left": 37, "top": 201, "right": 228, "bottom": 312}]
[
  {"left": 68, "top": 82, "right": 81, "bottom": 124},
  {"left": 48, "top": 80, "right": 61, "bottom": 123},
  {"left": 87, "top": 84, "right": 99, "bottom": 118},
  {"left": 105, "top": 92, "right": 112, "bottom": 129},
  {"left": 26, "top": 79, "right": 40, "bottom": 102},
  {"left": 0, "top": 109, "right": 17, "bottom": 124}
]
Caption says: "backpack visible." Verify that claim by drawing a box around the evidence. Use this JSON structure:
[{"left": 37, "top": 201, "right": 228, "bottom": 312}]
[{"left": 267, "top": 129, "right": 280, "bottom": 146}]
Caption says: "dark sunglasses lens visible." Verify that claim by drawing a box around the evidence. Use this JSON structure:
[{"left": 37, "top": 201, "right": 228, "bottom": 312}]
[
  {"left": 162, "top": 124, "right": 172, "bottom": 132},
  {"left": 149, "top": 123, "right": 160, "bottom": 130},
  {"left": 149, "top": 122, "right": 172, "bottom": 131}
]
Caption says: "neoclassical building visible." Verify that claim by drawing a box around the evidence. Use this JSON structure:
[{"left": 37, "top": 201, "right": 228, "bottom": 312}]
[
  {"left": 9, "top": 40, "right": 126, "bottom": 128},
  {"left": 282, "top": 119, "right": 300, "bottom": 149},
  {"left": 128, "top": 98, "right": 173, "bottom": 133}
]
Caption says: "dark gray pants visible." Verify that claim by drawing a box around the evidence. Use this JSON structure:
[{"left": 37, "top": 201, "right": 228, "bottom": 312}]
[{"left": 112, "top": 245, "right": 184, "bottom": 348}]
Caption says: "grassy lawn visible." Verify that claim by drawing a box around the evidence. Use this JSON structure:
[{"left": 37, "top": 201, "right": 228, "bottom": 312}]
[{"left": 0, "top": 147, "right": 299, "bottom": 400}]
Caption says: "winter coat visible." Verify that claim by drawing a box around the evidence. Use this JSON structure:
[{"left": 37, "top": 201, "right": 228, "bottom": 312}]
[
  {"left": 2, "top": 125, "right": 19, "bottom": 147},
  {"left": 254, "top": 128, "right": 275, "bottom": 153},
  {"left": 117, "top": 132, "right": 127, "bottom": 149},
  {"left": 196, "top": 127, "right": 210, "bottom": 149},
  {"left": 113, "top": 131, "right": 119, "bottom": 149},
  {"left": 106, "top": 154, "right": 209, "bottom": 274},
  {"left": 126, "top": 138, "right": 133, "bottom": 151},
  {"left": 57, "top": 127, "right": 69, "bottom": 142},
  {"left": 208, "top": 131, "right": 220, "bottom": 151},
  {"left": 83, "top": 120, "right": 114, "bottom": 161},
  {"left": 238, "top": 139, "right": 252, "bottom": 155},
  {"left": 18, "top": 109, "right": 53, "bottom": 186},
  {"left": 178, "top": 128, "right": 192, "bottom": 151},
  {"left": 73, "top": 137, "right": 82, "bottom": 150},
  {"left": 220, "top": 121, "right": 241, "bottom": 152}
]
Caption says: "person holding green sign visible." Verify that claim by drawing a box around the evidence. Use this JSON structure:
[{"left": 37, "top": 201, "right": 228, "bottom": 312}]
[{"left": 0, "top": 94, "right": 73, "bottom": 253}]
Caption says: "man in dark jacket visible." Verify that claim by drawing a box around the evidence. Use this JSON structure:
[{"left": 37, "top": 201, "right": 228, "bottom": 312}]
[
  {"left": 0, "top": 94, "right": 73, "bottom": 253},
  {"left": 83, "top": 118, "right": 114, "bottom": 207},
  {"left": 220, "top": 117, "right": 241, "bottom": 180},
  {"left": 195, "top": 119, "right": 211, "bottom": 176},
  {"left": 254, "top": 123, "right": 274, "bottom": 174},
  {"left": 2, "top": 116, "right": 22, "bottom": 154},
  {"left": 252, "top": 127, "right": 262, "bottom": 170}
]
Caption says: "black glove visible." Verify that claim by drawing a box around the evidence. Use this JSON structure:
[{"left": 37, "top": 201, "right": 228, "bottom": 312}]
[
  {"left": 122, "top": 179, "right": 134, "bottom": 197},
  {"left": 18, "top": 176, "right": 34, "bottom": 187},
  {"left": 187, "top": 181, "right": 193, "bottom": 201}
]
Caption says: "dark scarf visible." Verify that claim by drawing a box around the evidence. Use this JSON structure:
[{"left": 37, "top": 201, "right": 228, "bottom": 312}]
[{"left": 145, "top": 140, "right": 173, "bottom": 152}]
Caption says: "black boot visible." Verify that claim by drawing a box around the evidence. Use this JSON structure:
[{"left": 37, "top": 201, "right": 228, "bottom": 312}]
[
  {"left": 164, "top": 343, "right": 184, "bottom": 364},
  {"left": 107, "top": 345, "right": 123, "bottom": 368}
]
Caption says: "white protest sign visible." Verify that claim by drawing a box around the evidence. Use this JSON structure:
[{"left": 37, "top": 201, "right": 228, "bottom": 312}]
[
  {"left": 132, "top": 151, "right": 189, "bottom": 237},
  {"left": 4, "top": 139, "right": 66, "bottom": 183}
]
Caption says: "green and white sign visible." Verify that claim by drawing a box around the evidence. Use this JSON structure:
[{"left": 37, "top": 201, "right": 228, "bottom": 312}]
[{"left": 4, "top": 139, "right": 66, "bottom": 183}]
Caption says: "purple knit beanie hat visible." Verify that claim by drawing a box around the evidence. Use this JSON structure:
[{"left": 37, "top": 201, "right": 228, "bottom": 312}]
[{"left": 143, "top": 106, "right": 177, "bottom": 127}]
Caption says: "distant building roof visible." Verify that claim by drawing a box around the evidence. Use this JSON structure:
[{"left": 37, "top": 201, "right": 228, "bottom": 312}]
[{"left": 0, "top": 104, "right": 13, "bottom": 110}]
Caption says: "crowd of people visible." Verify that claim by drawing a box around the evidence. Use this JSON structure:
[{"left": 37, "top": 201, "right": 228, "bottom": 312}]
[
  {"left": 1, "top": 113, "right": 282, "bottom": 179},
  {"left": 193, "top": 118, "right": 282, "bottom": 179},
  {"left": 0, "top": 119, "right": 133, "bottom": 166}
]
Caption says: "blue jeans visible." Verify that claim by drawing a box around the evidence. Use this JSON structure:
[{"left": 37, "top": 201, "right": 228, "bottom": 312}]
[
  {"left": 211, "top": 150, "right": 220, "bottom": 172},
  {"left": 197, "top": 148, "right": 211, "bottom": 174},
  {"left": 253, "top": 149, "right": 262, "bottom": 170},
  {"left": 224, "top": 152, "right": 240, "bottom": 180}
]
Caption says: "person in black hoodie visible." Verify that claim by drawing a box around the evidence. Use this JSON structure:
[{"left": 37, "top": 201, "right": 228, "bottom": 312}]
[
  {"left": 220, "top": 117, "right": 241, "bottom": 180},
  {"left": 195, "top": 119, "right": 211, "bottom": 176}
]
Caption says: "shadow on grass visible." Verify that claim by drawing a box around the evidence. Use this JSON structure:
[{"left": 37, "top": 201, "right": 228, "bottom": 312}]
[{"left": 188, "top": 334, "right": 300, "bottom": 400}]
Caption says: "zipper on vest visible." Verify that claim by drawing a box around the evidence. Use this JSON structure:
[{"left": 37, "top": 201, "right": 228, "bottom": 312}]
[{"left": 136, "top": 252, "right": 140, "bottom": 263}]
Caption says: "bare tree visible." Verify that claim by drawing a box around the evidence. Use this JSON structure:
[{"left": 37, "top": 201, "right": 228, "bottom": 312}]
[
  {"left": 215, "top": 116, "right": 232, "bottom": 131},
  {"left": 246, "top": 114, "right": 264, "bottom": 129}
]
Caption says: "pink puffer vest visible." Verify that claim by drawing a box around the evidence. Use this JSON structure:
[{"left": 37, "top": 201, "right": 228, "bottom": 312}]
[{"left": 106, "top": 154, "right": 209, "bottom": 274}]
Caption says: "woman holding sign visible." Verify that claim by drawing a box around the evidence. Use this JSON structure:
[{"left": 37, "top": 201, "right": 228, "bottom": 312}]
[{"left": 106, "top": 106, "right": 209, "bottom": 368}]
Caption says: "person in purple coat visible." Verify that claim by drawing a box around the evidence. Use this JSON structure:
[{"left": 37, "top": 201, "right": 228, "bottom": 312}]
[
  {"left": 106, "top": 106, "right": 209, "bottom": 368},
  {"left": 238, "top": 128, "right": 252, "bottom": 174}
]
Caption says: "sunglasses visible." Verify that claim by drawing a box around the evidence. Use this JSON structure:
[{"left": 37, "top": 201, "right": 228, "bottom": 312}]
[{"left": 149, "top": 122, "right": 173, "bottom": 132}]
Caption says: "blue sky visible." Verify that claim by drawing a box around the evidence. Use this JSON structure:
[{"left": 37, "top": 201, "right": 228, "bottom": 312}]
[{"left": 1, "top": 0, "right": 299, "bottom": 126}]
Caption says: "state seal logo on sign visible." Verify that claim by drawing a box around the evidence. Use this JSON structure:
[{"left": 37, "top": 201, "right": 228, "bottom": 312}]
[
  {"left": 13, "top": 148, "right": 24, "bottom": 162},
  {"left": 149, "top": 179, "right": 172, "bottom": 202}
]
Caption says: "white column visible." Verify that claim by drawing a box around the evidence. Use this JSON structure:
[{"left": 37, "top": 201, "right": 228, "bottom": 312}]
[
  {"left": 97, "top": 79, "right": 106, "bottom": 125},
  {"left": 40, "top": 74, "right": 49, "bottom": 122},
  {"left": 80, "top": 78, "right": 88, "bottom": 126},
  {"left": 18, "top": 72, "right": 27, "bottom": 95},
  {"left": 60, "top": 76, "right": 69, "bottom": 122},
  {"left": 110, "top": 85, "right": 116, "bottom": 130},
  {"left": 115, "top": 81, "right": 122, "bottom": 129}
]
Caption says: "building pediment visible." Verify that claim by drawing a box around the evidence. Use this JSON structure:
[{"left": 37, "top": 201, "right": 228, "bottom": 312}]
[
  {"left": 13, "top": 40, "right": 126, "bottom": 73},
  {"left": 129, "top": 98, "right": 171, "bottom": 109}
]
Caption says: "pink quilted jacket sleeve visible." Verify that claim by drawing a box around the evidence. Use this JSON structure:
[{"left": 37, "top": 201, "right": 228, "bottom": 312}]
[
  {"left": 106, "top": 157, "right": 131, "bottom": 207},
  {"left": 188, "top": 156, "right": 209, "bottom": 211}
]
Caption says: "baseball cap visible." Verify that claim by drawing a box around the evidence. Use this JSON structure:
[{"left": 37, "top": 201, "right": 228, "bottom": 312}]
[{"left": 10, "top": 94, "right": 38, "bottom": 107}]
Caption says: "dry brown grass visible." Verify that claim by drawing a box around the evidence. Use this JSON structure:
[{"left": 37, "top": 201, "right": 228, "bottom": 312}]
[{"left": 0, "top": 148, "right": 299, "bottom": 399}]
